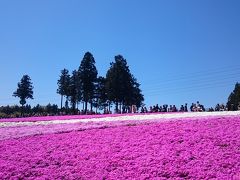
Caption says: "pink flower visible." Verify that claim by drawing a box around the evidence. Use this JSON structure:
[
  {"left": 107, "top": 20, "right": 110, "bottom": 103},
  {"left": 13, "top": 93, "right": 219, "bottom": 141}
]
[{"left": 0, "top": 115, "right": 240, "bottom": 179}]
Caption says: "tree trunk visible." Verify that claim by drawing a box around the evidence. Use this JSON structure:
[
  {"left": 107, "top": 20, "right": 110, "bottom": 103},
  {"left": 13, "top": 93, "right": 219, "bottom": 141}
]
[
  {"left": 65, "top": 99, "right": 69, "bottom": 114},
  {"left": 84, "top": 101, "right": 88, "bottom": 114},
  {"left": 90, "top": 103, "right": 93, "bottom": 113},
  {"left": 108, "top": 102, "right": 111, "bottom": 113},
  {"left": 72, "top": 101, "right": 76, "bottom": 114},
  {"left": 120, "top": 103, "right": 122, "bottom": 114},
  {"left": 60, "top": 95, "right": 63, "bottom": 110},
  {"left": 21, "top": 104, "right": 24, "bottom": 117},
  {"left": 116, "top": 102, "right": 118, "bottom": 114},
  {"left": 65, "top": 99, "right": 68, "bottom": 109}
]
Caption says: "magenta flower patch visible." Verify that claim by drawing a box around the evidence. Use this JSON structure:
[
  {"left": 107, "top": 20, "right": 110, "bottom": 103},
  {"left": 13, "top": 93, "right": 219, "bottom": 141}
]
[{"left": 0, "top": 116, "right": 240, "bottom": 179}]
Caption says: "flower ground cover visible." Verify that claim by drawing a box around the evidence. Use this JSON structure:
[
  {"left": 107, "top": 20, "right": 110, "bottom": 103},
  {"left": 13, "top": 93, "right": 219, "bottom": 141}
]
[
  {"left": 0, "top": 111, "right": 239, "bottom": 141},
  {"left": 0, "top": 114, "right": 240, "bottom": 179},
  {"left": 1, "top": 111, "right": 238, "bottom": 123},
  {"left": 0, "top": 114, "right": 126, "bottom": 123}
]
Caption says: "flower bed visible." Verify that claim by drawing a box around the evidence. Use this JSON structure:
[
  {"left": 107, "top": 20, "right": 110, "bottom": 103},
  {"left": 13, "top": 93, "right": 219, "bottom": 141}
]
[
  {"left": 0, "top": 115, "right": 240, "bottom": 179},
  {"left": 2, "top": 111, "right": 230, "bottom": 123},
  {"left": 0, "top": 113, "right": 125, "bottom": 122}
]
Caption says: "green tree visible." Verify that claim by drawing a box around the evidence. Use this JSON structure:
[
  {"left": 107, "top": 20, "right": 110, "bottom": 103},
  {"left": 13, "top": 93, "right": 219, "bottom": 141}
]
[
  {"left": 69, "top": 70, "right": 81, "bottom": 113},
  {"left": 105, "top": 55, "right": 144, "bottom": 113},
  {"left": 45, "top": 103, "right": 58, "bottom": 115},
  {"left": 57, "top": 69, "right": 71, "bottom": 109},
  {"left": 227, "top": 82, "right": 240, "bottom": 110},
  {"left": 106, "top": 55, "right": 130, "bottom": 112},
  {"left": 32, "top": 104, "right": 44, "bottom": 115},
  {"left": 13, "top": 75, "right": 34, "bottom": 107},
  {"left": 92, "top": 76, "right": 108, "bottom": 113},
  {"left": 128, "top": 77, "right": 144, "bottom": 109},
  {"left": 78, "top": 52, "right": 98, "bottom": 114}
]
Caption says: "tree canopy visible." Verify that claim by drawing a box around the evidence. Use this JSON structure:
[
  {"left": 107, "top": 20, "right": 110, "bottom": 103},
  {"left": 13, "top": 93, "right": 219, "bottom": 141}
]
[
  {"left": 68, "top": 70, "right": 81, "bottom": 112},
  {"left": 55, "top": 52, "right": 144, "bottom": 114},
  {"left": 227, "top": 82, "right": 240, "bottom": 110},
  {"left": 105, "top": 55, "right": 144, "bottom": 112},
  {"left": 57, "top": 68, "right": 71, "bottom": 109},
  {"left": 78, "top": 52, "right": 98, "bottom": 114},
  {"left": 13, "top": 75, "right": 34, "bottom": 107},
  {"left": 92, "top": 76, "right": 108, "bottom": 112}
]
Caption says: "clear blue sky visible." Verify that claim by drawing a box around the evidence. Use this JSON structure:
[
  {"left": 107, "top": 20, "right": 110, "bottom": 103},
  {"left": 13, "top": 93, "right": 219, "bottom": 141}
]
[{"left": 0, "top": 0, "right": 240, "bottom": 109}]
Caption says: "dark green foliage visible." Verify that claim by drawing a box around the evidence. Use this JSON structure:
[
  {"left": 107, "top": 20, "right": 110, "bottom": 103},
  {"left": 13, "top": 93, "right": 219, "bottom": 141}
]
[
  {"left": 55, "top": 52, "right": 144, "bottom": 114},
  {"left": 105, "top": 55, "right": 144, "bottom": 112},
  {"left": 105, "top": 55, "right": 132, "bottom": 111},
  {"left": 227, "top": 82, "right": 240, "bottom": 110},
  {"left": 129, "top": 77, "right": 144, "bottom": 108},
  {"left": 0, "top": 105, "right": 21, "bottom": 116},
  {"left": 32, "top": 104, "right": 44, "bottom": 114},
  {"left": 78, "top": 52, "right": 98, "bottom": 114},
  {"left": 68, "top": 70, "right": 81, "bottom": 113},
  {"left": 92, "top": 76, "right": 108, "bottom": 111},
  {"left": 57, "top": 69, "right": 71, "bottom": 109},
  {"left": 13, "top": 75, "right": 34, "bottom": 107},
  {"left": 25, "top": 104, "right": 32, "bottom": 114},
  {"left": 0, "top": 104, "right": 59, "bottom": 118},
  {"left": 45, "top": 103, "right": 59, "bottom": 115},
  {"left": 0, "top": 105, "right": 21, "bottom": 118}
]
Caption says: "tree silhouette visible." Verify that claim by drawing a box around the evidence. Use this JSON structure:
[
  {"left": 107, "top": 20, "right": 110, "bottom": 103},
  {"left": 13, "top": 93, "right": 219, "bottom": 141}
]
[
  {"left": 93, "top": 76, "right": 108, "bottom": 113},
  {"left": 227, "top": 82, "right": 240, "bottom": 110},
  {"left": 57, "top": 69, "right": 71, "bottom": 109},
  {"left": 13, "top": 75, "right": 34, "bottom": 107},
  {"left": 105, "top": 55, "right": 144, "bottom": 113},
  {"left": 69, "top": 70, "right": 81, "bottom": 113},
  {"left": 78, "top": 52, "right": 98, "bottom": 114},
  {"left": 128, "top": 77, "right": 144, "bottom": 109}
]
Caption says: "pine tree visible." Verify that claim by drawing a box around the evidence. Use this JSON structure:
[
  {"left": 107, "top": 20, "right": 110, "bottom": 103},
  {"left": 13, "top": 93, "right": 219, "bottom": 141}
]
[
  {"left": 128, "top": 77, "right": 144, "bottom": 109},
  {"left": 69, "top": 70, "right": 81, "bottom": 113},
  {"left": 78, "top": 52, "right": 98, "bottom": 114},
  {"left": 105, "top": 55, "right": 144, "bottom": 113},
  {"left": 93, "top": 76, "right": 108, "bottom": 112},
  {"left": 57, "top": 69, "right": 71, "bottom": 109},
  {"left": 106, "top": 55, "right": 129, "bottom": 112},
  {"left": 227, "top": 82, "right": 240, "bottom": 110},
  {"left": 13, "top": 75, "right": 34, "bottom": 107}
]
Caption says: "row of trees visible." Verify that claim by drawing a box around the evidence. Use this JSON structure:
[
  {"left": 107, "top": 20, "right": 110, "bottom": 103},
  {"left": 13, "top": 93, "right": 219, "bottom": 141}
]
[
  {"left": 57, "top": 52, "right": 144, "bottom": 114},
  {"left": 8, "top": 52, "right": 144, "bottom": 117},
  {"left": 0, "top": 104, "right": 59, "bottom": 118},
  {"left": 9, "top": 51, "right": 239, "bottom": 117}
]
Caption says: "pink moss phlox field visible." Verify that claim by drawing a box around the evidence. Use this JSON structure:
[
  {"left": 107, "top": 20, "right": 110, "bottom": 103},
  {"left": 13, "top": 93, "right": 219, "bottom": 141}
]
[
  {"left": 0, "top": 112, "right": 183, "bottom": 122},
  {"left": 0, "top": 115, "right": 234, "bottom": 141},
  {"left": 0, "top": 120, "right": 144, "bottom": 140},
  {"left": 1, "top": 116, "right": 240, "bottom": 179},
  {"left": 0, "top": 114, "right": 123, "bottom": 122}
]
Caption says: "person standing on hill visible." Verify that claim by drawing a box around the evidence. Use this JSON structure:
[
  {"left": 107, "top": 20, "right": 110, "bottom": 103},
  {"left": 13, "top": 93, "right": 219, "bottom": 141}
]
[
  {"left": 180, "top": 105, "right": 184, "bottom": 112},
  {"left": 156, "top": 104, "right": 160, "bottom": 112},
  {"left": 196, "top": 101, "right": 201, "bottom": 111},
  {"left": 184, "top": 103, "right": 188, "bottom": 112}
]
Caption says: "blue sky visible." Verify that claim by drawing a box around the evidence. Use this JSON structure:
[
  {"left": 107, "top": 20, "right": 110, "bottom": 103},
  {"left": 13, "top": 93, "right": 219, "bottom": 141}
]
[{"left": 0, "top": 0, "right": 240, "bottom": 109}]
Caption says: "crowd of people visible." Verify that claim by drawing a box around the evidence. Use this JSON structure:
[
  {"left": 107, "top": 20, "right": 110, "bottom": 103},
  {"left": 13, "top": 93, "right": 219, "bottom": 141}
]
[
  {"left": 139, "top": 101, "right": 232, "bottom": 114},
  {"left": 88, "top": 101, "right": 240, "bottom": 114},
  {"left": 208, "top": 104, "right": 227, "bottom": 112},
  {"left": 1, "top": 101, "right": 239, "bottom": 119},
  {"left": 140, "top": 104, "right": 183, "bottom": 113}
]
